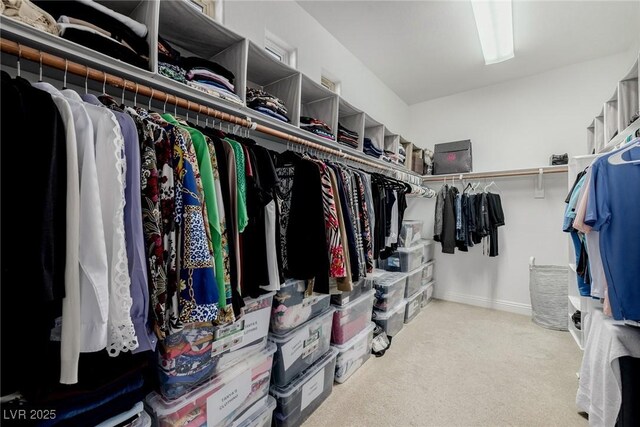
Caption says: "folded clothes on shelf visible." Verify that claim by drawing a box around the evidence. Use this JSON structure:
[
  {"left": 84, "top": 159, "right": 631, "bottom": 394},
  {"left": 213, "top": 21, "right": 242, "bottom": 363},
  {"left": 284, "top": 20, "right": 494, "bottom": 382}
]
[
  {"left": 33, "top": 0, "right": 149, "bottom": 68},
  {"left": 1, "top": 0, "right": 59, "bottom": 35},
  {"left": 156, "top": 36, "right": 242, "bottom": 103},
  {"left": 364, "top": 137, "right": 383, "bottom": 158},
  {"left": 247, "top": 88, "right": 291, "bottom": 123},
  {"left": 338, "top": 123, "right": 359, "bottom": 148},
  {"left": 187, "top": 68, "right": 235, "bottom": 93},
  {"left": 158, "top": 61, "right": 187, "bottom": 83},
  {"left": 187, "top": 80, "right": 243, "bottom": 105},
  {"left": 301, "top": 116, "right": 335, "bottom": 140}
]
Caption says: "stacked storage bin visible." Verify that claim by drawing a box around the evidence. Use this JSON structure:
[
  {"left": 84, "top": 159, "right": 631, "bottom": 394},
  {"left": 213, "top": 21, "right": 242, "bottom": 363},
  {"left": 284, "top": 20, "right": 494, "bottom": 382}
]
[
  {"left": 377, "top": 220, "right": 437, "bottom": 329},
  {"left": 420, "top": 238, "right": 436, "bottom": 308},
  {"left": 269, "top": 280, "right": 338, "bottom": 426},
  {"left": 330, "top": 278, "right": 376, "bottom": 384},
  {"left": 146, "top": 292, "right": 279, "bottom": 426},
  {"left": 370, "top": 270, "right": 408, "bottom": 337}
]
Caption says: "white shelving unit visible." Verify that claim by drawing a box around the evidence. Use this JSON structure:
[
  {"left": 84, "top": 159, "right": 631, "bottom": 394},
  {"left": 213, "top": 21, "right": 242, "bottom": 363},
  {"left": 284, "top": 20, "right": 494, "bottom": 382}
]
[
  {"left": 0, "top": 0, "right": 431, "bottom": 181},
  {"left": 587, "top": 53, "right": 640, "bottom": 155},
  {"left": 566, "top": 155, "right": 597, "bottom": 351}
]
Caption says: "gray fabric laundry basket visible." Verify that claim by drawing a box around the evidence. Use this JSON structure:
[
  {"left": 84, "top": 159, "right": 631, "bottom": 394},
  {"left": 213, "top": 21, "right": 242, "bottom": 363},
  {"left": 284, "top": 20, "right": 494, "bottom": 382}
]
[{"left": 529, "top": 257, "right": 568, "bottom": 331}]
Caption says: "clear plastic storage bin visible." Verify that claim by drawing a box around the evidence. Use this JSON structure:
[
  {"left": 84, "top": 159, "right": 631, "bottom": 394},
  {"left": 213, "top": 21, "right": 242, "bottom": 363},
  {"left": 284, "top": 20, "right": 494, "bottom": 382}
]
[
  {"left": 157, "top": 292, "right": 274, "bottom": 400},
  {"left": 381, "top": 244, "right": 423, "bottom": 272},
  {"left": 269, "top": 308, "right": 335, "bottom": 387},
  {"left": 372, "top": 301, "right": 407, "bottom": 337},
  {"left": 233, "top": 395, "right": 277, "bottom": 427},
  {"left": 404, "top": 291, "right": 422, "bottom": 324},
  {"left": 333, "top": 322, "right": 375, "bottom": 384},
  {"left": 270, "top": 348, "right": 338, "bottom": 427},
  {"left": 331, "top": 278, "right": 373, "bottom": 306},
  {"left": 399, "top": 220, "right": 423, "bottom": 247},
  {"left": 331, "top": 290, "right": 375, "bottom": 345},
  {"left": 421, "top": 281, "right": 435, "bottom": 308},
  {"left": 146, "top": 342, "right": 277, "bottom": 427},
  {"left": 271, "top": 280, "right": 331, "bottom": 334},
  {"left": 423, "top": 260, "right": 435, "bottom": 283},
  {"left": 405, "top": 266, "right": 424, "bottom": 298},
  {"left": 421, "top": 239, "right": 435, "bottom": 263},
  {"left": 371, "top": 272, "right": 406, "bottom": 311}
]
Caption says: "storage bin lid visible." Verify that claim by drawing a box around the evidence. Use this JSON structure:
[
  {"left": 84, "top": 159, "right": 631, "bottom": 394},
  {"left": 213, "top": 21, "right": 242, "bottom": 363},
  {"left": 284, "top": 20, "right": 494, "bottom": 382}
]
[
  {"left": 407, "top": 265, "right": 425, "bottom": 276},
  {"left": 278, "top": 279, "right": 306, "bottom": 290},
  {"left": 243, "top": 291, "right": 276, "bottom": 309},
  {"left": 332, "top": 290, "right": 375, "bottom": 312},
  {"left": 371, "top": 301, "right": 407, "bottom": 320},
  {"left": 331, "top": 322, "right": 375, "bottom": 351},
  {"left": 234, "top": 396, "right": 277, "bottom": 427},
  {"left": 397, "top": 244, "right": 423, "bottom": 254},
  {"left": 424, "top": 260, "right": 435, "bottom": 267},
  {"left": 421, "top": 280, "right": 435, "bottom": 291},
  {"left": 402, "top": 220, "right": 423, "bottom": 225},
  {"left": 371, "top": 272, "right": 407, "bottom": 287},
  {"left": 420, "top": 238, "right": 435, "bottom": 246},
  {"left": 405, "top": 291, "right": 422, "bottom": 304},
  {"left": 267, "top": 307, "right": 335, "bottom": 342},
  {"left": 145, "top": 341, "right": 276, "bottom": 417},
  {"left": 269, "top": 347, "right": 338, "bottom": 398}
]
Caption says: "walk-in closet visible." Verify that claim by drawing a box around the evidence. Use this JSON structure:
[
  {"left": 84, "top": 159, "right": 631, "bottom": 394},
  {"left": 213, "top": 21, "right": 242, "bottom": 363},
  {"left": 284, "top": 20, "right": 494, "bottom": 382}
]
[{"left": 0, "top": 1, "right": 638, "bottom": 426}]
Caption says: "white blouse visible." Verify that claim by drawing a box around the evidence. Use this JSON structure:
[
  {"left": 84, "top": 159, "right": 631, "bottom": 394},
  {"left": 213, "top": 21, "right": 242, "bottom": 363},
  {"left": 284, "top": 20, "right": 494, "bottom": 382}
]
[
  {"left": 61, "top": 89, "right": 109, "bottom": 353},
  {"left": 78, "top": 93, "right": 138, "bottom": 356}
]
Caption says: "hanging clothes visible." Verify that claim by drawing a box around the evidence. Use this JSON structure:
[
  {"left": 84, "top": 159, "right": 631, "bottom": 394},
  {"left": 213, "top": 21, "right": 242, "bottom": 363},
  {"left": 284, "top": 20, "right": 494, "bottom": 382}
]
[{"left": 434, "top": 184, "right": 504, "bottom": 256}]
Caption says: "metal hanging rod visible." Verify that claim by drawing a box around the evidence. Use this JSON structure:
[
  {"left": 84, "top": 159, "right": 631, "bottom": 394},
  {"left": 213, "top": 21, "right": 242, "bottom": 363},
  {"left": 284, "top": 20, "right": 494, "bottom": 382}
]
[
  {"left": 0, "top": 37, "right": 419, "bottom": 175},
  {"left": 421, "top": 165, "right": 568, "bottom": 182}
]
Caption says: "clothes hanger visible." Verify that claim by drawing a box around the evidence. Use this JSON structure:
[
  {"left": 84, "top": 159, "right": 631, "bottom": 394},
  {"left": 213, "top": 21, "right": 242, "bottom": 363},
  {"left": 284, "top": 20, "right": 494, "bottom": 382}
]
[
  {"left": 85, "top": 67, "right": 89, "bottom": 94},
  {"left": 38, "top": 52, "right": 43, "bottom": 82},
  {"left": 133, "top": 83, "right": 138, "bottom": 106},
  {"left": 163, "top": 93, "right": 168, "bottom": 113},
  {"left": 607, "top": 137, "right": 640, "bottom": 165},
  {"left": 101, "top": 73, "right": 107, "bottom": 95},
  {"left": 62, "top": 59, "right": 68, "bottom": 89},
  {"left": 148, "top": 88, "right": 154, "bottom": 111},
  {"left": 16, "top": 44, "right": 21, "bottom": 78},
  {"left": 484, "top": 181, "right": 501, "bottom": 193},
  {"left": 121, "top": 79, "right": 126, "bottom": 106}
]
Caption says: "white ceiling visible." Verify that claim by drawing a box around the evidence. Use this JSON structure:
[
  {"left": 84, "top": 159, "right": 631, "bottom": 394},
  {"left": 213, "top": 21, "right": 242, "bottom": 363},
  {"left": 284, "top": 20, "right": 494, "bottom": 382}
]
[{"left": 298, "top": 1, "right": 640, "bottom": 105}]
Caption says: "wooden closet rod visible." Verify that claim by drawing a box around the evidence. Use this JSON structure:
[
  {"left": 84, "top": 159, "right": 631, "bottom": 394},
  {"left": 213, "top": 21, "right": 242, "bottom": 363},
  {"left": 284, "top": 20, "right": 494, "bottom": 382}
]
[
  {"left": 422, "top": 165, "right": 568, "bottom": 182},
  {"left": 0, "top": 37, "right": 408, "bottom": 175}
]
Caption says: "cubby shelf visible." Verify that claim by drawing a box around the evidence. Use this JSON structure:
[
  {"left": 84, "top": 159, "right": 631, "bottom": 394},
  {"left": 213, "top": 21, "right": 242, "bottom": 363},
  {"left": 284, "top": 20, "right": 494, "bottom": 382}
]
[{"left": 587, "top": 54, "right": 639, "bottom": 155}]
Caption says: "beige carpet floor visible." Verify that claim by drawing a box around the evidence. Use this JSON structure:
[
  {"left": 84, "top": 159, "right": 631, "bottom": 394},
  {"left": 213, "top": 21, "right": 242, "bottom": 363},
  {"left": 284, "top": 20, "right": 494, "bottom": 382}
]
[{"left": 303, "top": 300, "right": 586, "bottom": 427}]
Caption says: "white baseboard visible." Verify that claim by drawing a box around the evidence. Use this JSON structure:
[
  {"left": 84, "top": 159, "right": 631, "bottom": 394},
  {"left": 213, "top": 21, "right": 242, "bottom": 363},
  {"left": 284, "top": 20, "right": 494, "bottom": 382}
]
[{"left": 434, "top": 289, "right": 532, "bottom": 316}]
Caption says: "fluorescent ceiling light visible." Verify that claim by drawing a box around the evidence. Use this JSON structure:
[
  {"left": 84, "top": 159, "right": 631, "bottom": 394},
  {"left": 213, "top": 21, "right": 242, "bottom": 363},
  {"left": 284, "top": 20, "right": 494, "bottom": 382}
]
[{"left": 471, "top": 0, "right": 514, "bottom": 65}]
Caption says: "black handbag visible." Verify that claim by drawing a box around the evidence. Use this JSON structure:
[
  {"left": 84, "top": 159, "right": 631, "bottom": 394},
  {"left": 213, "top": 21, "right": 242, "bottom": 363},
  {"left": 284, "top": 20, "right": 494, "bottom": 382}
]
[{"left": 433, "top": 140, "right": 472, "bottom": 175}]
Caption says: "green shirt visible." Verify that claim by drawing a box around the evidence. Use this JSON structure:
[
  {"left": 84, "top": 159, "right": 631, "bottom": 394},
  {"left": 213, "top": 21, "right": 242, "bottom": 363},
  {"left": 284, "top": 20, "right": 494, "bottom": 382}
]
[{"left": 224, "top": 137, "right": 248, "bottom": 233}]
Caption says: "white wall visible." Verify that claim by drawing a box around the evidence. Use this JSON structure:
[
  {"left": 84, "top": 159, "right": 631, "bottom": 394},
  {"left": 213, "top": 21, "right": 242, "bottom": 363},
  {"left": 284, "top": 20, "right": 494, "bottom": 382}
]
[
  {"left": 408, "top": 51, "right": 634, "bottom": 169},
  {"left": 404, "top": 50, "right": 637, "bottom": 314},
  {"left": 224, "top": 0, "right": 410, "bottom": 135}
]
